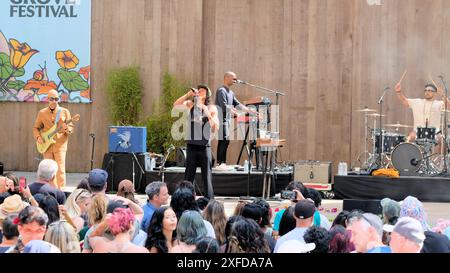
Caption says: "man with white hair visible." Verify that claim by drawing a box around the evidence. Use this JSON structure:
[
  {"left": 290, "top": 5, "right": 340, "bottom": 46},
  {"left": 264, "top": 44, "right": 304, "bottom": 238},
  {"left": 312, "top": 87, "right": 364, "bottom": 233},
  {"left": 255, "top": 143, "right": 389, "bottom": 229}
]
[
  {"left": 387, "top": 217, "right": 425, "bottom": 253},
  {"left": 346, "top": 212, "right": 391, "bottom": 253},
  {"left": 28, "top": 159, "right": 66, "bottom": 204},
  {"left": 33, "top": 89, "right": 74, "bottom": 189}
]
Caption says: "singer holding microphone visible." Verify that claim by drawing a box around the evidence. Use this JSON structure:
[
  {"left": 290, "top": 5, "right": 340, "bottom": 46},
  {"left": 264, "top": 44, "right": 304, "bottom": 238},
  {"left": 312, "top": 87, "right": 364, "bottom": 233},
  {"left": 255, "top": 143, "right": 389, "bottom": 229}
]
[
  {"left": 215, "top": 71, "right": 258, "bottom": 168},
  {"left": 395, "top": 79, "right": 450, "bottom": 144},
  {"left": 173, "top": 84, "right": 218, "bottom": 199}
]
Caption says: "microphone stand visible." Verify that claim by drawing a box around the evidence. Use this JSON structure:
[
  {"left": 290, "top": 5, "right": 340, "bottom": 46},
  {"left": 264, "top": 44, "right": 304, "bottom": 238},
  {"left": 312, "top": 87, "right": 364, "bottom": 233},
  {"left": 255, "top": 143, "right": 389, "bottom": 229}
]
[
  {"left": 237, "top": 81, "right": 286, "bottom": 166},
  {"left": 89, "top": 133, "right": 95, "bottom": 170},
  {"left": 159, "top": 146, "right": 174, "bottom": 183},
  {"left": 440, "top": 76, "right": 449, "bottom": 174},
  {"left": 377, "top": 87, "right": 390, "bottom": 168}
]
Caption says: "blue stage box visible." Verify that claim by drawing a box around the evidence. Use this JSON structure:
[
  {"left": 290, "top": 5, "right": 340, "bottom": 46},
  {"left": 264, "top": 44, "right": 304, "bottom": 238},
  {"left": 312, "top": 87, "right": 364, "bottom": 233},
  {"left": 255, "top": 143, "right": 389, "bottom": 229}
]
[{"left": 108, "top": 126, "right": 147, "bottom": 153}]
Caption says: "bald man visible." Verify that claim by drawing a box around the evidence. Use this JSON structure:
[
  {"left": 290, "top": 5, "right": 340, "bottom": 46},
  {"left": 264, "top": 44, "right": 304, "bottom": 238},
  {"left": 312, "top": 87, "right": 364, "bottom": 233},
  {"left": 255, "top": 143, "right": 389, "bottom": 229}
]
[
  {"left": 215, "top": 71, "right": 257, "bottom": 166},
  {"left": 33, "top": 90, "right": 74, "bottom": 189}
]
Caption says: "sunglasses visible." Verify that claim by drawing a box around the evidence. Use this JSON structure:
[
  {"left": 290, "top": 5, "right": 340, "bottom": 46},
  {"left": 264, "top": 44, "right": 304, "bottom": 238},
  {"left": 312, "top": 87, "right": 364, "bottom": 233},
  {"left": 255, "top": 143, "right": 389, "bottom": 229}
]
[{"left": 49, "top": 97, "right": 59, "bottom": 102}]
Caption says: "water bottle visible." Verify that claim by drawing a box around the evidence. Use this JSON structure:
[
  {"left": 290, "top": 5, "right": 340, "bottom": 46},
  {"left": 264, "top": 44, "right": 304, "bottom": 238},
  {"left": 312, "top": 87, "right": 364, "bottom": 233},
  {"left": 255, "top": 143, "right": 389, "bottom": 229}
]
[
  {"left": 342, "top": 162, "right": 348, "bottom": 175},
  {"left": 338, "top": 162, "right": 343, "bottom": 175},
  {"left": 150, "top": 157, "right": 156, "bottom": 170},
  {"left": 244, "top": 160, "right": 249, "bottom": 172}
]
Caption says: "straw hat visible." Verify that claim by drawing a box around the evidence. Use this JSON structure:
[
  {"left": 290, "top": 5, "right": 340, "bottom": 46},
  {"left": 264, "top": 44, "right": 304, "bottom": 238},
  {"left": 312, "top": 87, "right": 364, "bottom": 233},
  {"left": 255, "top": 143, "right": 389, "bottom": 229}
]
[{"left": 0, "top": 194, "right": 28, "bottom": 220}]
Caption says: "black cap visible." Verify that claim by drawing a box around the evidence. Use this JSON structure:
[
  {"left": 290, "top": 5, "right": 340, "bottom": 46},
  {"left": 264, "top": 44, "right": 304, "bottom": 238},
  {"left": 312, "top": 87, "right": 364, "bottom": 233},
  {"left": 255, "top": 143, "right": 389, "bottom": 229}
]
[{"left": 294, "top": 199, "right": 316, "bottom": 219}]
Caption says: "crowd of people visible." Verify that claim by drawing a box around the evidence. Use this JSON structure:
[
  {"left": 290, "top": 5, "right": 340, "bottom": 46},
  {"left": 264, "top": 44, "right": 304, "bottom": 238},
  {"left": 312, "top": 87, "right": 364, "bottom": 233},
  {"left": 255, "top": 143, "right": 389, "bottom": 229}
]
[{"left": 1, "top": 159, "right": 450, "bottom": 253}]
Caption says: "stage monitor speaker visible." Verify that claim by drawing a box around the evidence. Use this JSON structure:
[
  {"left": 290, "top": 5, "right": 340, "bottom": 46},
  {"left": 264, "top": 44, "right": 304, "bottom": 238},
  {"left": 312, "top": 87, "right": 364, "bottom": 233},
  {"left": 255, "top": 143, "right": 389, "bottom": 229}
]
[
  {"left": 102, "top": 152, "right": 147, "bottom": 192},
  {"left": 176, "top": 147, "right": 187, "bottom": 167},
  {"left": 293, "top": 160, "right": 332, "bottom": 184},
  {"left": 0, "top": 161, "right": 3, "bottom": 175},
  {"left": 343, "top": 199, "right": 382, "bottom": 215}
]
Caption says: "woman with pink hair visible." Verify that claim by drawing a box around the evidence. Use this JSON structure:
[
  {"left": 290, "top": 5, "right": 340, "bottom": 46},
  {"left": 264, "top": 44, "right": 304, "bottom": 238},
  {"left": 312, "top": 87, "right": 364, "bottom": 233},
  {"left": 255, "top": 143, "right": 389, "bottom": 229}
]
[{"left": 89, "top": 208, "right": 149, "bottom": 253}]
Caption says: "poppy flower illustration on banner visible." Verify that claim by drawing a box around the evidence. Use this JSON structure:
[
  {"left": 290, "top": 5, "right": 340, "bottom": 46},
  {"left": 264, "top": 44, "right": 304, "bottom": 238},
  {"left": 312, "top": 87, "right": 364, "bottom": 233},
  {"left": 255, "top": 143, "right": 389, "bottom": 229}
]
[{"left": 0, "top": 0, "right": 91, "bottom": 103}]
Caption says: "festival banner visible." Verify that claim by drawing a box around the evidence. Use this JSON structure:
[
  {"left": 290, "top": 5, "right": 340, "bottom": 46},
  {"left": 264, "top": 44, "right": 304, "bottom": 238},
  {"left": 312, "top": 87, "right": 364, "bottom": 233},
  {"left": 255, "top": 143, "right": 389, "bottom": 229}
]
[{"left": 0, "top": 0, "right": 91, "bottom": 103}]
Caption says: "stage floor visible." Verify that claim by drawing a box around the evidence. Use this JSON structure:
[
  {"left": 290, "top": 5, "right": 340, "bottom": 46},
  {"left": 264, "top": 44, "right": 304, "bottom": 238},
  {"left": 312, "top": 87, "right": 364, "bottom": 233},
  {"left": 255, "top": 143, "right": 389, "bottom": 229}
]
[
  {"left": 143, "top": 167, "right": 293, "bottom": 197},
  {"left": 334, "top": 175, "right": 450, "bottom": 202}
]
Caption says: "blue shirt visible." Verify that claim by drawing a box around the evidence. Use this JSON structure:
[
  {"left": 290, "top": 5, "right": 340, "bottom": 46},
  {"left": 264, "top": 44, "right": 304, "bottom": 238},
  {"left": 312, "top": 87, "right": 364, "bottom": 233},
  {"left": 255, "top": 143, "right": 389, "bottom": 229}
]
[
  {"left": 141, "top": 202, "right": 156, "bottom": 231},
  {"left": 367, "top": 246, "right": 391, "bottom": 253}
]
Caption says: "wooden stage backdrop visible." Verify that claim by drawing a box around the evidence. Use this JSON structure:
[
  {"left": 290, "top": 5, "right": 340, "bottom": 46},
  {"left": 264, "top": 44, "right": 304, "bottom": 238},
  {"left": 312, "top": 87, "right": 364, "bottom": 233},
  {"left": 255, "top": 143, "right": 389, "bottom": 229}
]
[{"left": 1, "top": 0, "right": 450, "bottom": 175}]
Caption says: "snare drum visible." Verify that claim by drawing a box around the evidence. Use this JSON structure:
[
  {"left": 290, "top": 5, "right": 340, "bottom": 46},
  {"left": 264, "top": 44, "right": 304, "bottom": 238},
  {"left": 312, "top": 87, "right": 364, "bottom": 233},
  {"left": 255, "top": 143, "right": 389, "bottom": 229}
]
[{"left": 416, "top": 127, "right": 436, "bottom": 143}]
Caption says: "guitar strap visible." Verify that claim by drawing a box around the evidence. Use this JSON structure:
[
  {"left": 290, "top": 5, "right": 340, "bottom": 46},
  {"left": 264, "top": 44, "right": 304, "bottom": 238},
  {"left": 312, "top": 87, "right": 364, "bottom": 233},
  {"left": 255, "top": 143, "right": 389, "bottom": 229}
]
[{"left": 55, "top": 109, "right": 61, "bottom": 125}]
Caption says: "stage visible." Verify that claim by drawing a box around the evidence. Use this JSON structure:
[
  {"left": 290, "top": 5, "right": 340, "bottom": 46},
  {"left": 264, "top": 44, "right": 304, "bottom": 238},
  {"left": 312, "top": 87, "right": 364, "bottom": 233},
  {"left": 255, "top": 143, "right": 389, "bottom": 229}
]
[
  {"left": 333, "top": 175, "right": 450, "bottom": 202},
  {"left": 142, "top": 167, "right": 293, "bottom": 197}
]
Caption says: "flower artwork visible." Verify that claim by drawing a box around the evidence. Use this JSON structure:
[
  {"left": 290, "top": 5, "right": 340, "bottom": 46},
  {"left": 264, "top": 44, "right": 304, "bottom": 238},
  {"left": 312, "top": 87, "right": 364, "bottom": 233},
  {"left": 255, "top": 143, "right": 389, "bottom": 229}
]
[{"left": 0, "top": 31, "right": 91, "bottom": 103}]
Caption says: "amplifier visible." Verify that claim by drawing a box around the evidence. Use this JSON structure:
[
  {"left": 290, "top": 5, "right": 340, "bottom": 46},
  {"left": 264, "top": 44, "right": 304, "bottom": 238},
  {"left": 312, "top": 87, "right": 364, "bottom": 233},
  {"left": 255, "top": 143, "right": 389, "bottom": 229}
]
[
  {"left": 108, "top": 126, "right": 147, "bottom": 153},
  {"left": 293, "top": 160, "right": 332, "bottom": 184}
]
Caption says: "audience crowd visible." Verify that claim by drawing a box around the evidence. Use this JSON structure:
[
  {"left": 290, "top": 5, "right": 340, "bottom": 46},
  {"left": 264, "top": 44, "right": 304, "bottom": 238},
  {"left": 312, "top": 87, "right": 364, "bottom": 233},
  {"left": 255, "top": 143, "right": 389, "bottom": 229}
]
[{"left": 1, "top": 159, "right": 450, "bottom": 253}]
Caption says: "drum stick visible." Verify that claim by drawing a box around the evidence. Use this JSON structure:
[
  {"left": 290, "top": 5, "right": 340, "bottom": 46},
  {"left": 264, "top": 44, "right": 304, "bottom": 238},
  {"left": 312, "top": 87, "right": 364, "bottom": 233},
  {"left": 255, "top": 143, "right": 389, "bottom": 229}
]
[
  {"left": 429, "top": 74, "right": 439, "bottom": 88},
  {"left": 398, "top": 70, "right": 407, "bottom": 84}
]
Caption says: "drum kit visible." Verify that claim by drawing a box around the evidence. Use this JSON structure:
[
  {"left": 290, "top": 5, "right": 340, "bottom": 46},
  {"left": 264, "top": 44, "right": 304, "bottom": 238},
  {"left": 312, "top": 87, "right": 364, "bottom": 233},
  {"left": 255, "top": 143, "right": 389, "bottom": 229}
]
[{"left": 355, "top": 107, "right": 449, "bottom": 176}]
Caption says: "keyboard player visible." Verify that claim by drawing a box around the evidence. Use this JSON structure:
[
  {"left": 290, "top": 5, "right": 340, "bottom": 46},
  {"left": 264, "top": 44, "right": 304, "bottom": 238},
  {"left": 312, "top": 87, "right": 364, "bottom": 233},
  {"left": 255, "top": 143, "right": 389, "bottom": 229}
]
[{"left": 215, "top": 71, "right": 259, "bottom": 168}]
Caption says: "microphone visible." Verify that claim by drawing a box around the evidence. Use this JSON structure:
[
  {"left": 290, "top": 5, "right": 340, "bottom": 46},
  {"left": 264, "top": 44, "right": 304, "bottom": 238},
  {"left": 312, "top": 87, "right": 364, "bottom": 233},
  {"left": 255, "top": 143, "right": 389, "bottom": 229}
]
[
  {"left": 439, "top": 75, "right": 444, "bottom": 80},
  {"left": 233, "top": 79, "right": 247, "bottom": 84},
  {"left": 191, "top": 88, "right": 199, "bottom": 105},
  {"left": 167, "top": 144, "right": 175, "bottom": 153},
  {"left": 384, "top": 86, "right": 390, "bottom": 91}
]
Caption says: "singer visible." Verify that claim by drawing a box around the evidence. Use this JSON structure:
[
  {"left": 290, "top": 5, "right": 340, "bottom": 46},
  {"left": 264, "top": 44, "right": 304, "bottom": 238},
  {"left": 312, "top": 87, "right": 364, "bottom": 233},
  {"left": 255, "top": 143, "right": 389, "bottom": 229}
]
[
  {"left": 395, "top": 81, "right": 450, "bottom": 143},
  {"left": 173, "top": 84, "right": 219, "bottom": 199},
  {"left": 215, "top": 71, "right": 258, "bottom": 168}
]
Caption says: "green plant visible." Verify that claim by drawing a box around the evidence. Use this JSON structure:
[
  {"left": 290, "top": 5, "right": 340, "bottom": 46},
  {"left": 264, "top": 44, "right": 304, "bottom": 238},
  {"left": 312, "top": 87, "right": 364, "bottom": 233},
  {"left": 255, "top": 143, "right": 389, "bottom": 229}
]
[
  {"left": 106, "top": 66, "right": 142, "bottom": 125},
  {"left": 147, "top": 72, "right": 189, "bottom": 157}
]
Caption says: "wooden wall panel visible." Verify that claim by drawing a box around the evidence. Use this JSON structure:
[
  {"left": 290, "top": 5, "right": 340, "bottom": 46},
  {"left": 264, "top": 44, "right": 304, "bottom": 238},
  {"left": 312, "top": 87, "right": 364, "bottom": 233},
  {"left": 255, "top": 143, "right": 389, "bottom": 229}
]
[{"left": 2, "top": 0, "right": 450, "bottom": 176}]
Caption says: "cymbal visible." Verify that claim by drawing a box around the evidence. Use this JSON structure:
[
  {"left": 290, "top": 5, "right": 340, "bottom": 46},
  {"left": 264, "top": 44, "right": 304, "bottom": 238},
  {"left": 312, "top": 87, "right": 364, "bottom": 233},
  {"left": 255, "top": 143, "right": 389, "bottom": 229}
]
[
  {"left": 367, "top": 113, "right": 386, "bottom": 117},
  {"left": 384, "top": 123, "right": 413, "bottom": 128},
  {"left": 356, "top": 108, "right": 377, "bottom": 112}
]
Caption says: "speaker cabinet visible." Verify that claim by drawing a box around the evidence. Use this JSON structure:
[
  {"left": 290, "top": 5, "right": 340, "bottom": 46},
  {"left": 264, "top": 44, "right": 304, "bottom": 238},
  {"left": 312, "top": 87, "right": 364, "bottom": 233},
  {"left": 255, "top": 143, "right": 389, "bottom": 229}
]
[
  {"left": 343, "top": 199, "right": 382, "bottom": 215},
  {"left": 102, "top": 153, "right": 147, "bottom": 192},
  {"left": 0, "top": 161, "right": 3, "bottom": 176},
  {"left": 293, "top": 160, "right": 332, "bottom": 184}
]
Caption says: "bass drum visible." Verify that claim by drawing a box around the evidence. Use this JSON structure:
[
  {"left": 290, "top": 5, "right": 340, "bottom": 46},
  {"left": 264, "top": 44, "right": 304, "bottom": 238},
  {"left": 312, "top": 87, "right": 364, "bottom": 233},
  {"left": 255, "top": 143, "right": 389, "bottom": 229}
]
[{"left": 391, "top": 143, "right": 423, "bottom": 176}]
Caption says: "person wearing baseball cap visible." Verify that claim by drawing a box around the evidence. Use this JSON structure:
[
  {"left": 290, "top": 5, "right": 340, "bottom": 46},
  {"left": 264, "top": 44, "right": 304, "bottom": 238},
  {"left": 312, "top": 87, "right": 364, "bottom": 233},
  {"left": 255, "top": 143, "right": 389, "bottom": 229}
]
[
  {"left": 388, "top": 217, "right": 425, "bottom": 253},
  {"left": 274, "top": 199, "right": 315, "bottom": 253},
  {"left": 88, "top": 169, "right": 108, "bottom": 194}
]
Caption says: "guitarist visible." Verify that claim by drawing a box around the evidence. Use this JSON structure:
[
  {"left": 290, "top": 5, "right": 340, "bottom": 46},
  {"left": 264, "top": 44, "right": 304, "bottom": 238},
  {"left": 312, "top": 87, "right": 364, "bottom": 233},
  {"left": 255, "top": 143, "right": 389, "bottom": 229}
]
[{"left": 33, "top": 89, "right": 74, "bottom": 189}]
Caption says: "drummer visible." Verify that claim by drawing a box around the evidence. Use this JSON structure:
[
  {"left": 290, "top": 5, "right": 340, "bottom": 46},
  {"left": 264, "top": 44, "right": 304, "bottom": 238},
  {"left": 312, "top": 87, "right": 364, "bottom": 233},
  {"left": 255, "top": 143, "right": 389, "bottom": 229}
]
[{"left": 395, "top": 82, "right": 450, "bottom": 144}]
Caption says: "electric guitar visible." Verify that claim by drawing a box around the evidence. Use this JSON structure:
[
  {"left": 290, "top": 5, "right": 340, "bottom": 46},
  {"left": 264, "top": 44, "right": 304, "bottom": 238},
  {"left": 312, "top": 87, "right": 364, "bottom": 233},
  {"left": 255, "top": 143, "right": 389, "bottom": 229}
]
[{"left": 36, "top": 114, "right": 80, "bottom": 154}]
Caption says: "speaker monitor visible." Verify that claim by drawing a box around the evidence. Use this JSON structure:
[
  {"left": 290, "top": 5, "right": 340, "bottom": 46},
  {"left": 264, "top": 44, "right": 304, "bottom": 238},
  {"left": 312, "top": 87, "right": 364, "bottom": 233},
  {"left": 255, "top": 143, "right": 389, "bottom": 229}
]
[
  {"left": 0, "top": 161, "right": 3, "bottom": 176},
  {"left": 293, "top": 161, "right": 332, "bottom": 184},
  {"left": 102, "top": 153, "right": 147, "bottom": 192},
  {"left": 176, "top": 147, "right": 187, "bottom": 167},
  {"left": 343, "top": 199, "right": 382, "bottom": 215}
]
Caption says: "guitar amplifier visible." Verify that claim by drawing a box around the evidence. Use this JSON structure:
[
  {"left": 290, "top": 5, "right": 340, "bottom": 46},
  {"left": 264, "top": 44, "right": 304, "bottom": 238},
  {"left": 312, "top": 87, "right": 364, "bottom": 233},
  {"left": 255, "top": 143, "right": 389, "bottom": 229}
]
[
  {"left": 293, "top": 160, "right": 332, "bottom": 184},
  {"left": 108, "top": 126, "right": 147, "bottom": 153}
]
